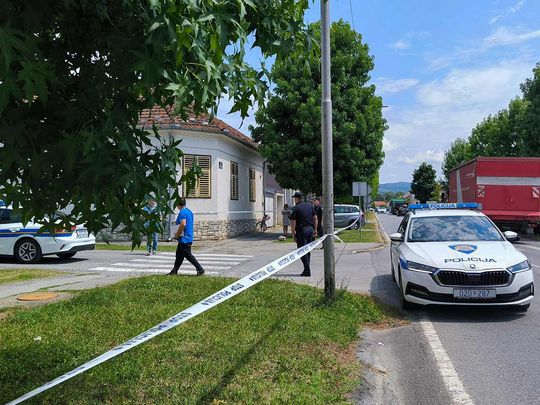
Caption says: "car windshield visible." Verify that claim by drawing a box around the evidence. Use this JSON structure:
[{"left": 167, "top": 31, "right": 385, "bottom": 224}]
[{"left": 407, "top": 215, "right": 503, "bottom": 242}]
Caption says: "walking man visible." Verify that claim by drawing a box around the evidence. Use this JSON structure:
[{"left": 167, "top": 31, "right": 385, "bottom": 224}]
[
  {"left": 168, "top": 198, "right": 205, "bottom": 276},
  {"left": 290, "top": 191, "right": 318, "bottom": 277}
]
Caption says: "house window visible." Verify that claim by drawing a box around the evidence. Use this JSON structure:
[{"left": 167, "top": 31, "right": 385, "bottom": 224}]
[
  {"left": 230, "top": 162, "right": 239, "bottom": 200},
  {"left": 183, "top": 154, "right": 211, "bottom": 198},
  {"left": 249, "top": 168, "right": 256, "bottom": 202}
]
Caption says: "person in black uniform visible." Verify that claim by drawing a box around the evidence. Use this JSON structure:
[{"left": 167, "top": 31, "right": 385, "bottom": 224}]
[{"left": 289, "top": 191, "right": 318, "bottom": 277}]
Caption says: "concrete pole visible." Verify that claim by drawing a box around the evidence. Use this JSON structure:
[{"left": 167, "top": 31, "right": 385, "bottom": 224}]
[{"left": 321, "top": 0, "right": 335, "bottom": 302}]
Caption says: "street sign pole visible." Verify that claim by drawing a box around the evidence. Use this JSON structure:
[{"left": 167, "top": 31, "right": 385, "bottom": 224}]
[{"left": 321, "top": 0, "right": 335, "bottom": 302}]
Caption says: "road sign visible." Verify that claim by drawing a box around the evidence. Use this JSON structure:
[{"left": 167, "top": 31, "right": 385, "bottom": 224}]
[
  {"left": 352, "top": 181, "right": 367, "bottom": 196},
  {"left": 352, "top": 182, "right": 372, "bottom": 196}
]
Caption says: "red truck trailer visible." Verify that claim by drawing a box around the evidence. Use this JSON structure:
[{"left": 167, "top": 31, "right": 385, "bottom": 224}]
[{"left": 449, "top": 157, "right": 540, "bottom": 233}]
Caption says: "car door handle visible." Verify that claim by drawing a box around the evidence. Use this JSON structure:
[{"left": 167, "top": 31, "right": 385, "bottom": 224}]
[{"left": 9, "top": 228, "right": 20, "bottom": 232}]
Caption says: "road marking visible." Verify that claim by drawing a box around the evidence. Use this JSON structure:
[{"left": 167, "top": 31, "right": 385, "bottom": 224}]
[
  {"left": 88, "top": 267, "right": 219, "bottom": 275},
  {"left": 532, "top": 264, "right": 540, "bottom": 269},
  {"left": 128, "top": 259, "right": 240, "bottom": 266},
  {"left": 197, "top": 253, "right": 253, "bottom": 258},
  {"left": 130, "top": 258, "right": 179, "bottom": 264},
  {"left": 88, "top": 253, "right": 252, "bottom": 275},
  {"left": 156, "top": 252, "right": 253, "bottom": 259},
  {"left": 419, "top": 317, "right": 474, "bottom": 405},
  {"left": 108, "top": 263, "right": 230, "bottom": 270}
]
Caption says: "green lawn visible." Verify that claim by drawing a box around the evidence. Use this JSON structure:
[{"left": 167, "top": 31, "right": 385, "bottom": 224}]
[
  {"left": 0, "top": 276, "right": 398, "bottom": 404},
  {"left": 278, "top": 213, "right": 383, "bottom": 244},
  {"left": 0, "top": 269, "right": 62, "bottom": 285},
  {"left": 96, "top": 243, "right": 179, "bottom": 252}
]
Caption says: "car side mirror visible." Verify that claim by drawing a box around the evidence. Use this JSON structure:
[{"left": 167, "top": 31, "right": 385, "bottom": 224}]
[
  {"left": 389, "top": 232, "right": 404, "bottom": 242},
  {"left": 503, "top": 231, "right": 519, "bottom": 242}
]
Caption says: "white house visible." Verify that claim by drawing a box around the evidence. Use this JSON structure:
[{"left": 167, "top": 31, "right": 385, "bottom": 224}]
[{"left": 138, "top": 106, "right": 266, "bottom": 240}]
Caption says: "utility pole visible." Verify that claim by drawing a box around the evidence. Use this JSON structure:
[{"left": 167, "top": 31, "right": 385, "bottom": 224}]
[{"left": 321, "top": 0, "right": 335, "bottom": 302}]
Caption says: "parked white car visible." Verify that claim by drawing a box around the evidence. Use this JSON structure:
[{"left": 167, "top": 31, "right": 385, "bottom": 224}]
[
  {"left": 390, "top": 203, "right": 534, "bottom": 311},
  {"left": 0, "top": 206, "right": 95, "bottom": 264}
]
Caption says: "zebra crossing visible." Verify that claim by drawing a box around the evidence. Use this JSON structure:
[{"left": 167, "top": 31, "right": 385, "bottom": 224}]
[{"left": 88, "top": 252, "right": 253, "bottom": 276}]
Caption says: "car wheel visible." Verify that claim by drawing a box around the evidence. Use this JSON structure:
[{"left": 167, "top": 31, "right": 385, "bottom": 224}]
[
  {"left": 398, "top": 266, "right": 416, "bottom": 310},
  {"left": 349, "top": 220, "right": 360, "bottom": 230},
  {"left": 15, "top": 239, "right": 43, "bottom": 264},
  {"left": 57, "top": 252, "right": 77, "bottom": 259},
  {"left": 513, "top": 303, "right": 530, "bottom": 312}
]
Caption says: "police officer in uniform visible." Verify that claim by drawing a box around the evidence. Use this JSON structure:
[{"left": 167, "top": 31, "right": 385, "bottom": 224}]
[{"left": 289, "top": 191, "right": 318, "bottom": 277}]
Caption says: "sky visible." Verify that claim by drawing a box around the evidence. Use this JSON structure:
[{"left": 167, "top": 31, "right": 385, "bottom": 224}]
[{"left": 217, "top": 0, "right": 540, "bottom": 184}]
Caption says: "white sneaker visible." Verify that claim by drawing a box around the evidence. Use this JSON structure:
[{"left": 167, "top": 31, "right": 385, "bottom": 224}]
[{"left": 146, "top": 252, "right": 151, "bottom": 256}]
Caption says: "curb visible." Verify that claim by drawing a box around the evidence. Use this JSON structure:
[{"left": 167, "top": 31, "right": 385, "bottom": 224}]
[
  {"left": 374, "top": 214, "right": 391, "bottom": 244},
  {"left": 351, "top": 243, "right": 387, "bottom": 254}
]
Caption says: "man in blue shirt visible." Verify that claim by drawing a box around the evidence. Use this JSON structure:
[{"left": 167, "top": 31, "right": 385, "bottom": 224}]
[{"left": 167, "top": 198, "right": 205, "bottom": 276}]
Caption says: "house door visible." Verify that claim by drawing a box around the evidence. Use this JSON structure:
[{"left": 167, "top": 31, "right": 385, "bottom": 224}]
[
  {"left": 276, "top": 194, "right": 284, "bottom": 225},
  {"left": 265, "top": 196, "right": 275, "bottom": 227}
]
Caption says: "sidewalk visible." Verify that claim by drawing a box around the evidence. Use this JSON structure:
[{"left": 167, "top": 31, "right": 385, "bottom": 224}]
[{"left": 0, "top": 225, "right": 387, "bottom": 308}]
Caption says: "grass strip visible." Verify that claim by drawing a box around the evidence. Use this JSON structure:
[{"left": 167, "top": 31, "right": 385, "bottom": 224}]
[
  {"left": 0, "top": 269, "right": 62, "bottom": 285},
  {"left": 278, "top": 213, "right": 382, "bottom": 244},
  {"left": 0, "top": 276, "right": 398, "bottom": 404},
  {"left": 96, "top": 243, "right": 179, "bottom": 252}
]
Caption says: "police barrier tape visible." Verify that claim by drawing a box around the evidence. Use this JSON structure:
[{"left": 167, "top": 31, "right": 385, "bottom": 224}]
[{"left": 8, "top": 218, "right": 362, "bottom": 404}]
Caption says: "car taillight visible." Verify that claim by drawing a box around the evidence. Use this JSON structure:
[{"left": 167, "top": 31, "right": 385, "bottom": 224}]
[{"left": 54, "top": 226, "right": 76, "bottom": 233}]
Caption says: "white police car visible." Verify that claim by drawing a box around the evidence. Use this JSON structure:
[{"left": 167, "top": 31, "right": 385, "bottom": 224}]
[
  {"left": 390, "top": 203, "right": 534, "bottom": 311},
  {"left": 0, "top": 205, "right": 95, "bottom": 264}
]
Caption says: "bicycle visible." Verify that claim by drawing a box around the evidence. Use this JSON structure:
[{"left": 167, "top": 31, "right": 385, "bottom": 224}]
[{"left": 256, "top": 214, "right": 270, "bottom": 232}]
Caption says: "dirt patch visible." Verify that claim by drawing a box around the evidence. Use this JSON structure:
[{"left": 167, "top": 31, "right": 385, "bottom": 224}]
[
  {"left": 0, "top": 311, "right": 13, "bottom": 321},
  {"left": 364, "top": 317, "right": 410, "bottom": 330},
  {"left": 0, "top": 291, "right": 74, "bottom": 310}
]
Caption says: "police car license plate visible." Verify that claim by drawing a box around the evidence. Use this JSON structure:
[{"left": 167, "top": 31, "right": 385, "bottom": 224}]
[
  {"left": 76, "top": 229, "right": 88, "bottom": 238},
  {"left": 453, "top": 289, "right": 496, "bottom": 299}
]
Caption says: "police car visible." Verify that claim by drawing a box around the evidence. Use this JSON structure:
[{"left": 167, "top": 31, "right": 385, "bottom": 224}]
[
  {"left": 390, "top": 203, "right": 534, "bottom": 311},
  {"left": 0, "top": 204, "right": 95, "bottom": 264}
]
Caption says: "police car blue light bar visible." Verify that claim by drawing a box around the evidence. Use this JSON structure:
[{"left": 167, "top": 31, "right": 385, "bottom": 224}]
[{"left": 409, "top": 203, "right": 481, "bottom": 210}]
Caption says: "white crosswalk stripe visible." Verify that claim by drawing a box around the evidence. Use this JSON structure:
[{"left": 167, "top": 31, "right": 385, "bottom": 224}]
[
  {"left": 88, "top": 252, "right": 253, "bottom": 275},
  {"left": 130, "top": 258, "right": 241, "bottom": 265},
  {"left": 110, "top": 263, "right": 231, "bottom": 270},
  {"left": 156, "top": 252, "right": 253, "bottom": 259},
  {"left": 89, "top": 267, "right": 219, "bottom": 275}
]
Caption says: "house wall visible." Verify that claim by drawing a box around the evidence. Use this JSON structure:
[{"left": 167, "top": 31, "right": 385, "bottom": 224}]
[
  {"left": 168, "top": 129, "right": 264, "bottom": 240},
  {"left": 98, "top": 127, "right": 265, "bottom": 241}
]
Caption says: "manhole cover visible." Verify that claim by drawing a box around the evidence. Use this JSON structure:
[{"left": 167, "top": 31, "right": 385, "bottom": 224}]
[{"left": 17, "top": 292, "right": 59, "bottom": 301}]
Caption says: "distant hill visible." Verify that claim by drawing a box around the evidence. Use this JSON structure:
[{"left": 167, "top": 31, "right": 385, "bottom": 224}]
[{"left": 379, "top": 182, "right": 411, "bottom": 193}]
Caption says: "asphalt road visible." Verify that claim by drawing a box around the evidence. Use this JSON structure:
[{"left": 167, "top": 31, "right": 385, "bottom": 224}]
[
  {"left": 366, "top": 213, "right": 540, "bottom": 405},
  {"left": 2, "top": 217, "right": 539, "bottom": 404}
]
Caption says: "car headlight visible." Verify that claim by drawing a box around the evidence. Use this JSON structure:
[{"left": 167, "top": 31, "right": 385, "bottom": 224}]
[
  {"left": 506, "top": 260, "right": 531, "bottom": 273},
  {"left": 406, "top": 260, "right": 438, "bottom": 274}
]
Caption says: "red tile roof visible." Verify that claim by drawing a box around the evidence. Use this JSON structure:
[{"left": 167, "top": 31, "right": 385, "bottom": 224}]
[{"left": 138, "top": 106, "right": 257, "bottom": 149}]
